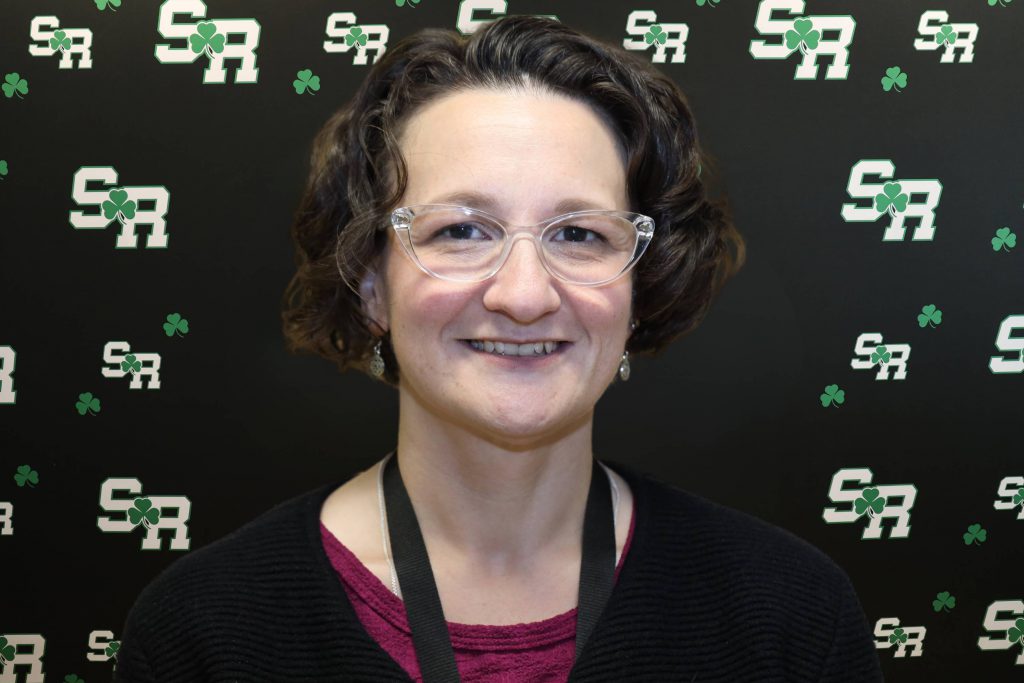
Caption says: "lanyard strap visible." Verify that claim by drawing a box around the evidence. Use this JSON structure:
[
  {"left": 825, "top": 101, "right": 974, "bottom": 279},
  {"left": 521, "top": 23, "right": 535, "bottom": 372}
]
[{"left": 382, "top": 453, "right": 616, "bottom": 683}]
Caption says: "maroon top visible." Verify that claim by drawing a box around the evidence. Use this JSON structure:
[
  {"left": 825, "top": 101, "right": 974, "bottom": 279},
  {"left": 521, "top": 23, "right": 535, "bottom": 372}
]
[{"left": 320, "top": 493, "right": 638, "bottom": 683}]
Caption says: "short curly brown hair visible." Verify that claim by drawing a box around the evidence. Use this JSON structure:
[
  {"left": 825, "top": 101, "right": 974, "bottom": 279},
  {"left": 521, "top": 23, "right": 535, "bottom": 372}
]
[{"left": 281, "top": 15, "right": 745, "bottom": 387}]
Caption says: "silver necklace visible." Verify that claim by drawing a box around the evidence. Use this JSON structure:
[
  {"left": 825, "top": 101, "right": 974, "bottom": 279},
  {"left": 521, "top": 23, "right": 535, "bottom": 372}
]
[{"left": 376, "top": 451, "right": 620, "bottom": 598}]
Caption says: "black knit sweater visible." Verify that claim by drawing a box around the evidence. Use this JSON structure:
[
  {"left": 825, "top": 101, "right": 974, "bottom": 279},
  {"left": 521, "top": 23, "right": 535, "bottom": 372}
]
[{"left": 113, "top": 459, "right": 884, "bottom": 682}]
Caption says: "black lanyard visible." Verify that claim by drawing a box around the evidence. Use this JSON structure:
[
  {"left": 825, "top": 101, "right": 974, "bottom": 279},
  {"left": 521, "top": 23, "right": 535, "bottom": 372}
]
[{"left": 382, "top": 451, "right": 616, "bottom": 683}]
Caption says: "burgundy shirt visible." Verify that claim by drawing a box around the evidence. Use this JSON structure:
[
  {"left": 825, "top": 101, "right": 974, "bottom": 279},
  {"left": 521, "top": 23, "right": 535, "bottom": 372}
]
[{"left": 320, "top": 494, "right": 637, "bottom": 683}]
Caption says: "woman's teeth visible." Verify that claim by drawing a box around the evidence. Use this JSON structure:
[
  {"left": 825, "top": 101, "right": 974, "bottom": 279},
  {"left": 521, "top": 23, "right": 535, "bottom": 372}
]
[{"left": 467, "top": 340, "right": 561, "bottom": 356}]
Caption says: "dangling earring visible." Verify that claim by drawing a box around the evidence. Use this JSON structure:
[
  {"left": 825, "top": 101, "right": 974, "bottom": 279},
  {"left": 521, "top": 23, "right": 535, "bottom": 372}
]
[
  {"left": 370, "top": 339, "right": 385, "bottom": 378},
  {"left": 618, "top": 350, "right": 631, "bottom": 381}
]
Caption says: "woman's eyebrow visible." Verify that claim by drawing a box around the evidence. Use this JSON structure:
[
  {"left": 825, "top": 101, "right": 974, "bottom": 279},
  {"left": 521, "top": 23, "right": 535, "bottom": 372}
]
[{"left": 427, "top": 190, "right": 612, "bottom": 215}]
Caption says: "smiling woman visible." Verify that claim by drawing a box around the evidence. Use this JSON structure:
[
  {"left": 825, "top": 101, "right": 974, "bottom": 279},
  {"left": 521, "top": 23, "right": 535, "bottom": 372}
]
[{"left": 113, "top": 13, "right": 882, "bottom": 683}]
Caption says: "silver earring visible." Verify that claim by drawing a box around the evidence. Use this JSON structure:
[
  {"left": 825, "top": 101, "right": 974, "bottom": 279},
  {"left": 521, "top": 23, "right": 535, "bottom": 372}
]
[
  {"left": 618, "top": 350, "right": 630, "bottom": 381},
  {"left": 370, "top": 339, "right": 385, "bottom": 378}
]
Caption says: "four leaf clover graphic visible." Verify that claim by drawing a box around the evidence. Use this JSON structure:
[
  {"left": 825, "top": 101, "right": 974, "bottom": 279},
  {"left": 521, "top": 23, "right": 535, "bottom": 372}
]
[
  {"left": 918, "top": 304, "right": 942, "bottom": 328},
  {"left": 820, "top": 384, "right": 845, "bottom": 408},
  {"left": 992, "top": 226, "right": 1017, "bottom": 252},
  {"left": 933, "top": 591, "right": 956, "bottom": 612},
  {"left": 395, "top": 0, "right": 421, "bottom": 6},
  {"left": 102, "top": 188, "right": 137, "bottom": 224},
  {"left": 164, "top": 312, "right": 190, "bottom": 337},
  {"left": 128, "top": 497, "right": 161, "bottom": 528},
  {"left": 49, "top": 30, "right": 72, "bottom": 53},
  {"left": 888, "top": 627, "right": 908, "bottom": 645},
  {"left": 14, "top": 464, "right": 39, "bottom": 488},
  {"left": 1008, "top": 618, "right": 1024, "bottom": 644},
  {"left": 346, "top": 27, "right": 369, "bottom": 47},
  {"left": 963, "top": 523, "right": 986, "bottom": 545},
  {"left": 881, "top": 66, "right": 907, "bottom": 93},
  {"left": 874, "top": 182, "right": 909, "bottom": 216},
  {"left": 645, "top": 25, "right": 668, "bottom": 45},
  {"left": 189, "top": 21, "right": 226, "bottom": 59},
  {"left": 934, "top": 24, "right": 958, "bottom": 45},
  {"left": 854, "top": 487, "right": 886, "bottom": 518},
  {"left": 3, "top": 72, "right": 29, "bottom": 99},
  {"left": 870, "top": 345, "right": 891, "bottom": 365},
  {"left": 0, "top": 159, "right": 7, "bottom": 179},
  {"left": 76, "top": 391, "right": 102, "bottom": 415},
  {"left": 0, "top": 636, "right": 16, "bottom": 663},
  {"left": 96, "top": 0, "right": 122, "bottom": 9},
  {"left": 121, "top": 353, "right": 142, "bottom": 374},
  {"left": 785, "top": 18, "right": 820, "bottom": 55},
  {"left": 293, "top": 69, "right": 320, "bottom": 95}
]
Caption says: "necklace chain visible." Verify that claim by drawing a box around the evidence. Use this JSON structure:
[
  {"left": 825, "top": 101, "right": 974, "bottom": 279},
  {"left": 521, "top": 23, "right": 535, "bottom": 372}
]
[{"left": 376, "top": 452, "right": 620, "bottom": 598}]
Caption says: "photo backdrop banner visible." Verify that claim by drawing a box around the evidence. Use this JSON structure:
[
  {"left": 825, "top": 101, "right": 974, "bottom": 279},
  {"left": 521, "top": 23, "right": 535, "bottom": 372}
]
[{"left": 1, "top": 0, "right": 1022, "bottom": 680}]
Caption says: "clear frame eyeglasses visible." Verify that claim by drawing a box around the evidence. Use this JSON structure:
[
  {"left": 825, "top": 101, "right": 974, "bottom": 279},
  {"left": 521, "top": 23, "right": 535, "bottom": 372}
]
[{"left": 386, "top": 204, "right": 656, "bottom": 287}]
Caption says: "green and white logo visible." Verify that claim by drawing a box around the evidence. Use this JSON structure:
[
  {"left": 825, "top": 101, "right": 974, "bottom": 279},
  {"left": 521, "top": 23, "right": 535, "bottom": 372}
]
[
  {"left": 822, "top": 468, "right": 917, "bottom": 539},
  {"left": 69, "top": 167, "right": 170, "bottom": 249},
  {"left": 978, "top": 600, "right": 1024, "bottom": 665},
  {"left": 97, "top": 478, "right": 192, "bottom": 550},
  {"left": 29, "top": 16, "right": 94, "bottom": 69},
  {"left": 0, "top": 345, "right": 16, "bottom": 405},
  {"left": 87, "top": 630, "right": 121, "bottom": 663},
  {"left": 0, "top": 501, "right": 12, "bottom": 536},
  {"left": 455, "top": 0, "right": 558, "bottom": 35},
  {"left": 874, "top": 617, "right": 926, "bottom": 657},
  {"left": 323, "top": 13, "right": 391, "bottom": 65},
  {"left": 994, "top": 476, "right": 1024, "bottom": 519},
  {"left": 914, "top": 11, "right": 978, "bottom": 63},
  {"left": 749, "top": 0, "right": 855, "bottom": 80},
  {"left": 154, "top": 0, "right": 261, "bottom": 84},
  {"left": 0, "top": 634, "right": 45, "bottom": 677},
  {"left": 841, "top": 160, "right": 943, "bottom": 241},
  {"left": 623, "top": 11, "right": 689, "bottom": 64},
  {"left": 851, "top": 333, "right": 911, "bottom": 380},
  {"left": 101, "top": 341, "right": 162, "bottom": 390},
  {"left": 989, "top": 315, "right": 1024, "bottom": 374}
]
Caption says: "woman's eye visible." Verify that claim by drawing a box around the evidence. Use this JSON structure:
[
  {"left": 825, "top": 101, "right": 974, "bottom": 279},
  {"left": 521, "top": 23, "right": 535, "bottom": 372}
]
[
  {"left": 553, "top": 226, "right": 601, "bottom": 242},
  {"left": 436, "top": 223, "right": 488, "bottom": 240}
]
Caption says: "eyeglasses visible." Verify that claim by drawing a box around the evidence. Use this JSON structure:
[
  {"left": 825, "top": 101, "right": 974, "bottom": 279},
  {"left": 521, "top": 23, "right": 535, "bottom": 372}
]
[{"left": 386, "top": 204, "right": 655, "bottom": 286}]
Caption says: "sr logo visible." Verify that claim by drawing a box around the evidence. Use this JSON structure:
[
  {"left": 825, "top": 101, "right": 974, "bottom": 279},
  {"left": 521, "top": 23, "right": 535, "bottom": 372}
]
[
  {"left": 29, "top": 16, "right": 93, "bottom": 69},
  {"left": 913, "top": 11, "right": 978, "bottom": 64},
  {"left": 874, "top": 617, "right": 926, "bottom": 658},
  {"left": 749, "top": 0, "right": 855, "bottom": 80},
  {"left": 622, "top": 11, "right": 688, "bottom": 64},
  {"left": 822, "top": 467, "right": 917, "bottom": 539},
  {"left": 841, "top": 159, "right": 943, "bottom": 242},
  {"left": 102, "top": 341, "right": 162, "bottom": 390},
  {"left": 977, "top": 600, "right": 1024, "bottom": 665},
  {"left": 323, "top": 13, "right": 390, "bottom": 65},
  {"left": 97, "top": 477, "right": 192, "bottom": 550},
  {"left": 69, "top": 167, "right": 170, "bottom": 249},
  {"left": 989, "top": 315, "right": 1024, "bottom": 374},
  {"left": 455, "top": 0, "right": 557, "bottom": 35},
  {"left": 154, "top": 0, "right": 261, "bottom": 84},
  {"left": 851, "top": 333, "right": 911, "bottom": 380}
]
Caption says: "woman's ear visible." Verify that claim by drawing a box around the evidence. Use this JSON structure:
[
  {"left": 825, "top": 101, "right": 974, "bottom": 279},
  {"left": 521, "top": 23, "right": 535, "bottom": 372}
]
[{"left": 359, "top": 263, "right": 389, "bottom": 337}]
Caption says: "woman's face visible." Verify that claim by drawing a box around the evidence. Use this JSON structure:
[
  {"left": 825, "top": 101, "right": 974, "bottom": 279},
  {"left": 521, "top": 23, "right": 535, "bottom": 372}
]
[{"left": 361, "top": 87, "right": 634, "bottom": 446}]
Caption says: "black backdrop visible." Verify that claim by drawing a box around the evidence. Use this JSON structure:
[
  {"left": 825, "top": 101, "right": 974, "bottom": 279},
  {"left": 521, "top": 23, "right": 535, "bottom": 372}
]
[{"left": 2, "top": 1, "right": 1023, "bottom": 680}]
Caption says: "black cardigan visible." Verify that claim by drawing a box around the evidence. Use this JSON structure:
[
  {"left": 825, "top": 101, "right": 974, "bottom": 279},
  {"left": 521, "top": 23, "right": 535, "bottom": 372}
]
[{"left": 113, "top": 459, "right": 884, "bottom": 682}]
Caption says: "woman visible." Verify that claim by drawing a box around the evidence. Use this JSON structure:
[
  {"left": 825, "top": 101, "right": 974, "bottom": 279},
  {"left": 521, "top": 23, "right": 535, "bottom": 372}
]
[{"left": 114, "top": 15, "right": 882, "bottom": 682}]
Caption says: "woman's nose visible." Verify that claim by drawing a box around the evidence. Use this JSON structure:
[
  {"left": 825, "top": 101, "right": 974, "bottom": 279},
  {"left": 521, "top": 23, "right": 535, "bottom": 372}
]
[{"left": 481, "top": 234, "right": 561, "bottom": 320}]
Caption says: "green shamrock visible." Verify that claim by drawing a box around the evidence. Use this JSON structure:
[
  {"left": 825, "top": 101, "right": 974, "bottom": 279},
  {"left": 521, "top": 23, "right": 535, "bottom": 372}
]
[
  {"left": 992, "top": 226, "right": 1017, "bottom": 252},
  {"left": 932, "top": 591, "right": 956, "bottom": 612},
  {"left": 934, "top": 24, "right": 958, "bottom": 45},
  {"left": 346, "top": 27, "right": 369, "bottom": 47},
  {"left": 785, "top": 18, "right": 820, "bottom": 54},
  {"left": 0, "top": 159, "right": 7, "bottom": 179},
  {"left": 96, "top": 0, "right": 122, "bottom": 9},
  {"left": 644, "top": 25, "right": 667, "bottom": 45},
  {"left": 988, "top": 0, "right": 1013, "bottom": 5},
  {"left": 854, "top": 487, "right": 886, "bottom": 518},
  {"left": 963, "top": 523, "right": 986, "bottom": 545},
  {"left": 64, "top": 675, "right": 86, "bottom": 683},
  {"left": 76, "top": 391, "right": 101, "bottom": 416},
  {"left": 917, "top": 304, "right": 942, "bottom": 328},
  {"left": 163, "top": 312, "right": 190, "bottom": 337},
  {"left": 14, "top": 464, "right": 39, "bottom": 488},
  {"left": 1013, "top": 487, "right": 1024, "bottom": 507},
  {"left": 189, "top": 21, "right": 226, "bottom": 58},
  {"left": 881, "top": 66, "right": 907, "bottom": 93},
  {"left": 696, "top": 0, "right": 721, "bottom": 6},
  {"left": 874, "top": 182, "right": 909, "bottom": 216},
  {"left": 3, "top": 72, "right": 29, "bottom": 99},
  {"left": 870, "top": 345, "right": 891, "bottom": 365},
  {"left": 888, "top": 627, "right": 908, "bottom": 645},
  {"left": 0, "top": 636, "right": 16, "bottom": 662},
  {"left": 395, "top": 0, "right": 421, "bottom": 6},
  {"left": 293, "top": 69, "right": 320, "bottom": 95},
  {"left": 1008, "top": 618, "right": 1024, "bottom": 644},
  {"left": 128, "top": 498, "right": 161, "bottom": 528},
  {"left": 819, "top": 384, "right": 845, "bottom": 408},
  {"left": 102, "top": 188, "right": 137, "bottom": 223},
  {"left": 50, "top": 30, "right": 72, "bottom": 52},
  {"left": 121, "top": 353, "right": 142, "bottom": 374},
  {"left": 105, "top": 640, "right": 121, "bottom": 658}
]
